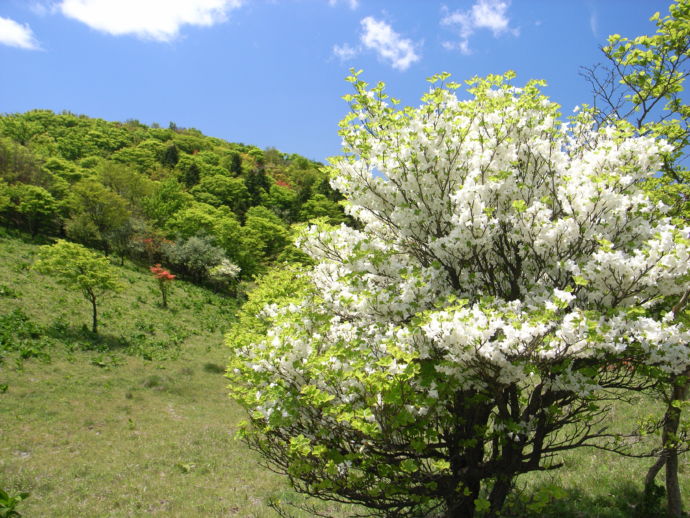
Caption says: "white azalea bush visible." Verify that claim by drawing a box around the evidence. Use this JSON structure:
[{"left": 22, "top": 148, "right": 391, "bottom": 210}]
[{"left": 227, "top": 72, "right": 690, "bottom": 517}]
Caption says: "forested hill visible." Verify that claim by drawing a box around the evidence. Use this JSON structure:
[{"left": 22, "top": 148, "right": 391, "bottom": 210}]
[{"left": 0, "top": 110, "right": 348, "bottom": 284}]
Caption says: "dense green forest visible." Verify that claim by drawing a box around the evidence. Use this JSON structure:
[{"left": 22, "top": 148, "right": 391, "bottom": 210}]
[
  {"left": 0, "top": 110, "right": 348, "bottom": 286},
  {"left": 0, "top": 112, "right": 355, "bottom": 515}
]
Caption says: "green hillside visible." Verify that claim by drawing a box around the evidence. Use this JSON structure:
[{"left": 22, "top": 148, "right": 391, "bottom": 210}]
[
  {"left": 0, "top": 110, "right": 347, "bottom": 285},
  {"left": 0, "top": 230, "right": 355, "bottom": 517},
  {"left": 0, "top": 110, "right": 354, "bottom": 516}
]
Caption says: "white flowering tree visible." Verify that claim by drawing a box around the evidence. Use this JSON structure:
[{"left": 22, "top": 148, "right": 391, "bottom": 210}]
[
  {"left": 227, "top": 72, "right": 690, "bottom": 517},
  {"left": 582, "top": 2, "right": 690, "bottom": 514}
]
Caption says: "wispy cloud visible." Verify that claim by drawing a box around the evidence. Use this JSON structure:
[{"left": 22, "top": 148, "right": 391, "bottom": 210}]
[
  {"left": 29, "top": 2, "right": 54, "bottom": 16},
  {"left": 332, "top": 42, "right": 358, "bottom": 62},
  {"left": 58, "top": 0, "right": 243, "bottom": 42},
  {"left": 0, "top": 16, "right": 41, "bottom": 50},
  {"left": 441, "top": 0, "right": 517, "bottom": 54},
  {"left": 589, "top": 9, "right": 599, "bottom": 38},
  {"left": 328, "top": 0, "right": 359, "bottom": 10},
  {"left": 359, "top": 16, "right": 419, "bottom": 71}
]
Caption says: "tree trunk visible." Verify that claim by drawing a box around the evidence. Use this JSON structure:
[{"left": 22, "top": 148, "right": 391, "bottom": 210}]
[
  {"left": 666, "top": 446, "right": 681, "bottom": 518},
  {"left": 90, "top": 294, "right": 98, "bottom": 334},
  {"left": 443, "top": 390, "right": 492, "bottom": 518},
  {"left": 488, "top": 476, "right": 512, "bottom": 517},
  {"left": 644, "top": 452, "right": 666, "bottom": 490},
  {"left": 665, "top": 369, "right": 688, "bottom": 518},
  {"left": 646, "top": 368, "right": 689, "bottom": 518},
  {"left": 444, "top": 478, "right": 479, "bottom": 518},
  {"left": 655, "top": 294, "right": 690, "bottom": 518}
]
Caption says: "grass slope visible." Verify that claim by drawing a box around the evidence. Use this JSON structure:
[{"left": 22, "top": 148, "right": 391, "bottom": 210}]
[
  {"left": 0, "top": 231, "right": 350, "bottom": 517},
  {"left": 0, "top": 230, "right": 687, "bottom": 517}
]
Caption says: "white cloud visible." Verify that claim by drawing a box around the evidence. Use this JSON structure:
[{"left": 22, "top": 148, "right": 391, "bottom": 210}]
[
  {"left": 58, "top": 0, "right": 243, "bottom": 42},
  {"left": 360, "top": 16, "right": 419, "bottom": 71},
  {"left": 328, "top": 0, "right": 359, "bottom": 9},
  {"left": 0, "top": 16, "right": 40, "bottom": 50},
  {"left": 441, "top": 0, "right": 517, "bottom": 55},
  {"left": 333, "top": 42, "right": 358, "bottom": 61}
]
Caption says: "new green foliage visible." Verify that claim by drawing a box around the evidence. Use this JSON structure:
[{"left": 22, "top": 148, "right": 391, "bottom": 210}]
[
  {"left": 65, "top": 179, "right": 131, "bottom": 254},
  {"left": 33, "top": 240, "right": 122, "bottom": 333},
  {"left": 8, "top": 184, "right": 58, "bottom": 236},
  {"left": 0, "top": 110, "right": 346, "bottom": 285},
  {"left": 191, "top": 174, "right": 250, "bottom": 214}
]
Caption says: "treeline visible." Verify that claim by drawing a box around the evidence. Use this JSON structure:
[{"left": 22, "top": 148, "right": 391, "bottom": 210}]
[{"left": 0, "top": 110, "right": 348, "bottom": 288}]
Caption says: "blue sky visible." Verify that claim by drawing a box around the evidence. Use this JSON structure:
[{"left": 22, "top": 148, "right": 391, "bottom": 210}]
[{"left": 0, "top": 0, "right": 673, "bottom": 163}]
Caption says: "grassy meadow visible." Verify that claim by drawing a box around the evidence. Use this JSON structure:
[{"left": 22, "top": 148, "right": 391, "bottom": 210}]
[
  {"left": 0, "top": 229, "right": 687, "bottom": 517},
  {"left": 0, "top": 230, "right": 352, "bottom": 517}
]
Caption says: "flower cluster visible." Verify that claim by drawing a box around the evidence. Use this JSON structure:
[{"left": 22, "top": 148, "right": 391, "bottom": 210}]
[{"left": 149, "top": 264, "right": 175, "bottom": 281}]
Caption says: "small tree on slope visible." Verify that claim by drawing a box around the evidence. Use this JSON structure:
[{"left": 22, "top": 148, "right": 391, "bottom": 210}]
[
  {"left": 227, "top": 72, "right": 690, "bottom": 518},
  {"left": 34, "top": 240, "right": 121, "bottom": 334},
  {"left": 149, "top": 264, "right": 175, "bottom": 308}
]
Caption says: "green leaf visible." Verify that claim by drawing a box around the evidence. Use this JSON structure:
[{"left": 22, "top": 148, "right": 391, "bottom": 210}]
[
  {"left": 474, "top": 497, "right": 491, "bottom": 512},
  {"left": 400, "top": 459, "right": 418, "bottom": 473},
  {"left": 573, "top": 276, "right": 589, "bottom": 287},
  {"left": 512, "top": 199, "right": 527, "bottom": 212}
]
